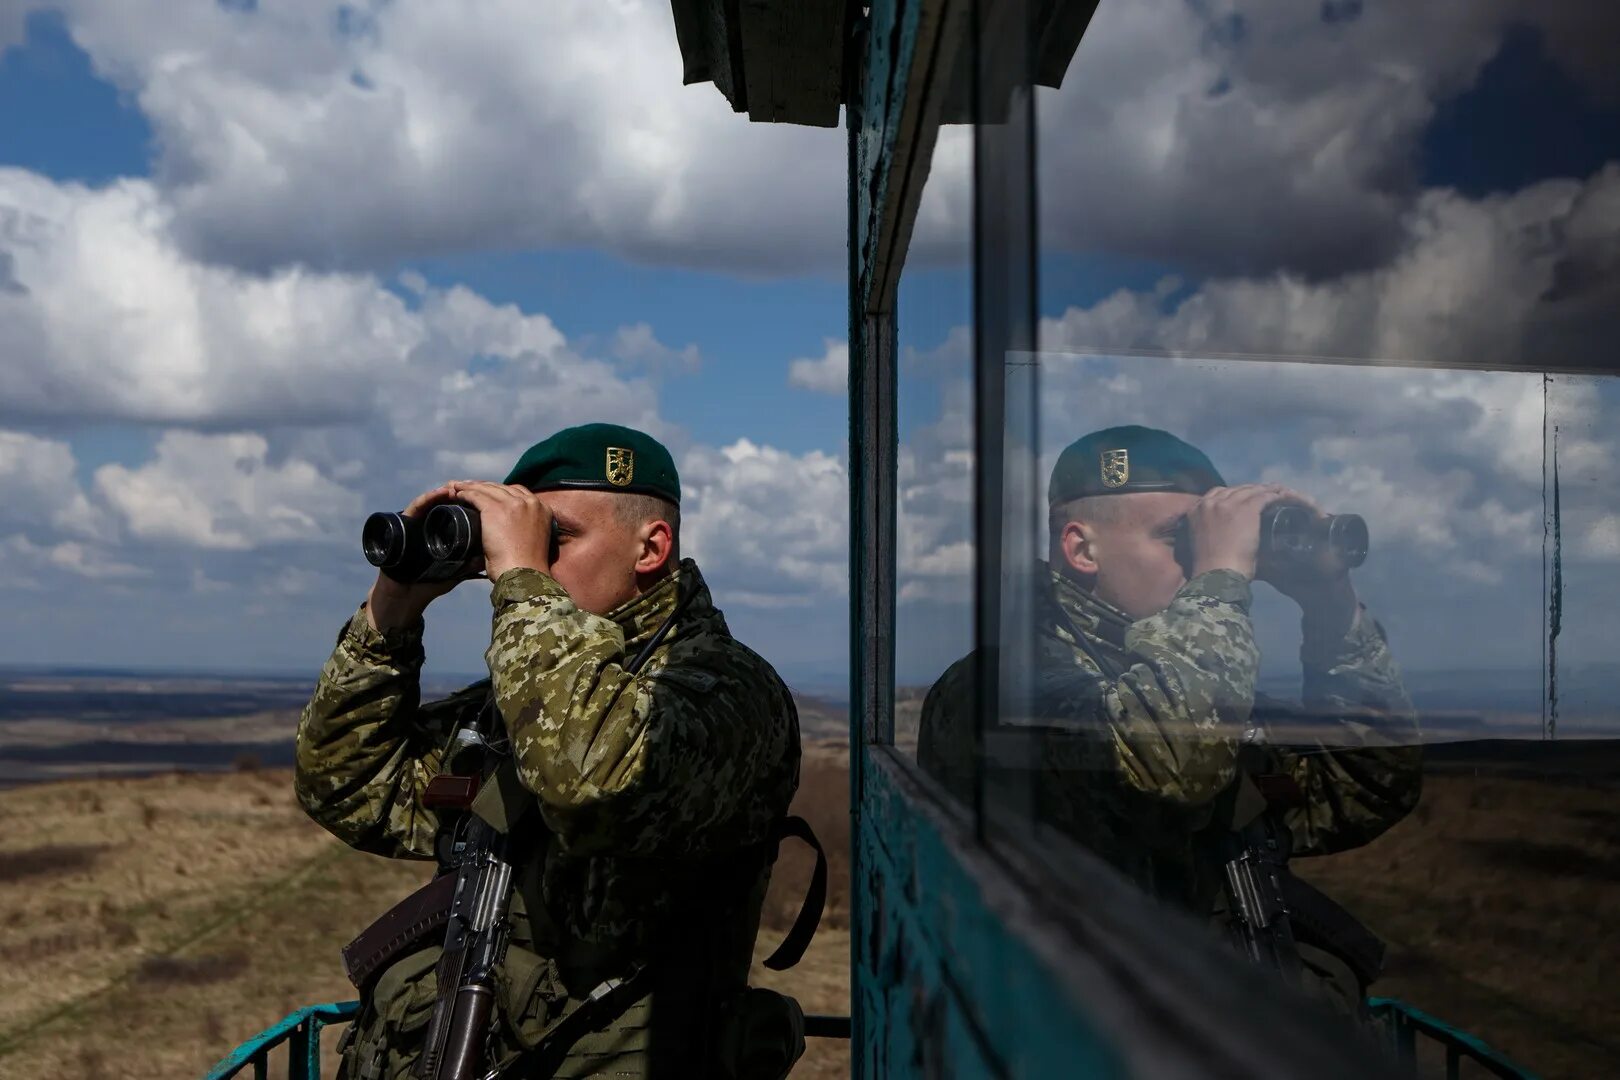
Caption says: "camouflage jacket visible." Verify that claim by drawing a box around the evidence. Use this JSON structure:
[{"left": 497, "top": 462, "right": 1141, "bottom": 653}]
[
  {"left": 920, "top": 564, "right": 1420, "bottom": 913},
  {"left": 1035, "top": 563, "right": 1421, "bottom": 907},
  {"left": 295, "top": 559, "right": 800, "bottom": 1072}
]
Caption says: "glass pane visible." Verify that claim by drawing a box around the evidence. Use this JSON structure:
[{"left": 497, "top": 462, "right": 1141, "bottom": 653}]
[
  {"left": 1025, "top": 2, "right": 1620, "bottom": 1075},
  {"left": 896, "top": 35, "right": 975, "bottom": 784}
]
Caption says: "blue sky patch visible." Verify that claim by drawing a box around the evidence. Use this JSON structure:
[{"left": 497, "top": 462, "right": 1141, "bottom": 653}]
[
  {"left": 0, "top": 10, "right": 152, "bottom": 183},
  {"left": 1424, "top": 24, "right": 1620, "bottom": 196}
]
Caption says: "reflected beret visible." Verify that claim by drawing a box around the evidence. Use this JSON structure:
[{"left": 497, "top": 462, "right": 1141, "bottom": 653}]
[
  {"left": 504, "top": 423, "right": 680, "bottom": 504},
  {"left": 1048, "top": 425, "right": 1225, "bottom": 504}
]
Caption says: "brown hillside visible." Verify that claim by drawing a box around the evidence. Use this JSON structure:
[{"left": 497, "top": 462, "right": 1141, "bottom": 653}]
[
  {"left": 0, "top": 745, "right": 851, "bottom": 1080},
  {"left": 1297, "top": 768, "right": 1620, "bottom": 1079}
]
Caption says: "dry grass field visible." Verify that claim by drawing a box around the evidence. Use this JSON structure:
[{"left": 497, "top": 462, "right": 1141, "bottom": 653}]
[
  {"left": 3, "top": 728, "right": 1614, "bottom": 1080},
  {"left": 0, "top": 744, "right": 851, "bottom": 1080},
  {"left": 1298, "top": 767, "right": 1620, "bottom": 1080}
]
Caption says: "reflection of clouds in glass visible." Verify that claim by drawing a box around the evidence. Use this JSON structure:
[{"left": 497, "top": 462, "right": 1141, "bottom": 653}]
[
  {"left": 1031, "top": 146, "right": 1620, "bottom": 585},
  {"left": 1040, "top": 169, "right": 1620, "bottom": 372},
  {"left": 897, "top": 376, "right": 974, "bottom": 606},
  {"left": 912, "top": 2, "right": 1620, "bottom": 280},
  {"left": 1035, "top": 356, "right": 1620, "bottom": 574}
]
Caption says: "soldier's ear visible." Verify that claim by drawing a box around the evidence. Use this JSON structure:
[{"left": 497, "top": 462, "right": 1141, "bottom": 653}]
[
  {"left": 1061, "top": 520, "right": 1100, "bottom": 576},
  {"left": 635, "top": 519, "right": 676, "bottom": 575}
]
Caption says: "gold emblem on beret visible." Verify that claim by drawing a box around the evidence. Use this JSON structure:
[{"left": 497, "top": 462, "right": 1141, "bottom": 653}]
[
  {"left": 605, "top": 447, "right": 635, "bottom": 487},
  {"left": 1101, "top": 448, "right": 1129, "bottom": 488}
]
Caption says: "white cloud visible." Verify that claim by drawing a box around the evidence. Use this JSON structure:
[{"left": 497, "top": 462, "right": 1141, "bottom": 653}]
[
  {"left": 0, "top": 533, "right": 146, "bottom": 584},
  {"left": 608, "top": 322, "right": 700, "bottom": 373},
  {"left": 11, "top": 0, "right": 1615, "bottom": 289},
  {"left": 0, "top": 170, "right": 419, "bottom": 427},
  {"left": 26, "top": 0, "right": 844, "bottom": 275},
  {"left": 0, "top": 170, "right": 677, "bottom": 473},
  {"left": 0, "top": 429, "right": 104, "bottom": 538},
  {"left": 0, "top": 166, "right": 858, "bottom": 627},
  {"left": 787, "top": 338, "right": 848, "bottom": 394},
  {"left": 681, "top": 439, "right": 847, "bottom": 603},
  {"left": 379, "top": 284, "right": 670, "bottom": 468},
  {"left": 43, "top": 539, "right": 148, "bottom": 580},
  {"left": 94, "top": 431, "right": 361, "bottom": 550}
]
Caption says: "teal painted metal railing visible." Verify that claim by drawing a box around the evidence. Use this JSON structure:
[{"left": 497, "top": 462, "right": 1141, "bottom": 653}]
[
  {"left": 1369, "top": 998, "right": 1540, "bottom": 1080},
  {"left": 206, "top": 1001, "right": 846, "bottom": 1079},
  {"left": 205, "top": 1001, "right": 358, "bottom": 1080}
]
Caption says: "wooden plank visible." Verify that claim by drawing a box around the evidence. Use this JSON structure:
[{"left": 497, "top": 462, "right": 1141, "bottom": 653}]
[
  {"left": 738, "top": 0, "right": 844, "bottom": 126},
  {"left": 667, "top": 0, "right": 712, "bottom": 85}
]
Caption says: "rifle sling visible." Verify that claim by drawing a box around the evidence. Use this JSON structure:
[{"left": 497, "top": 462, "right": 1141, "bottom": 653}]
[{"left": 760, "top": 815, "right": 827, "bottom": 972}]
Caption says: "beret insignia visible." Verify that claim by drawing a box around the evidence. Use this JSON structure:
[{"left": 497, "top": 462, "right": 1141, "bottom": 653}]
[
  {"left": 1048, "top": 425, "right": 1225, "bottom": 503},
  {"left": 606, "top": 447, "right": 634, "bottom": 487},
  {"left": 1101, "top": 448, "right": 1129, "bottom": 489}
]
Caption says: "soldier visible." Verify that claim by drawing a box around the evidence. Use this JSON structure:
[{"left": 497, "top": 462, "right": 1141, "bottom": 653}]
[
  {"left": 919, "top": 425, "right": 1421, "bottom": 1018},
  {"left": 295, "top": 423, "right": 805, "bottom": 1079}
]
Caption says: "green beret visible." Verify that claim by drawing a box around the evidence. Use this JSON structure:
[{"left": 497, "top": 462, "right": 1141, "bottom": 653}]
[
  {"left": 504, "top": 423, "right": 681, "bottom": 505},
  {"left": 1048, "top": 425, "right": 1225, "bottom": 504}
]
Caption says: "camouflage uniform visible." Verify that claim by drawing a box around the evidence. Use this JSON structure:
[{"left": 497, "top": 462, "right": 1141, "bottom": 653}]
[
  {"left": 296, "top": 558, "right": 800, "bottom": 1078},
  {"left": 919, "top": 563, "right": 1421, "bottom": 1013}
]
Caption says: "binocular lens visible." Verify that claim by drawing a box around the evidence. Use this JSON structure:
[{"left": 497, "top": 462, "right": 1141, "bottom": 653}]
[
  {"left": 1264, "top": 506, "right": 1316, "bottom": 555},
  {"left": 424, "top": 504, "right": 481, "bottom": 563},
  {"left": 1259, "top": 505, "right": 1369, "bottom": 567},
  {"left": 1329, "top": 514, "right": 1369, "bottom": 568},
  {"left": 362, "top": 512, "right": 411, "bottom": 569}
]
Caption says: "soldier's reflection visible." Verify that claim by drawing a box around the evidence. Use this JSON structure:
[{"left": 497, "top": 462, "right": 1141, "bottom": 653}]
[{"left": 919, "top": 425, "right": 1421, "bottom": 1018}]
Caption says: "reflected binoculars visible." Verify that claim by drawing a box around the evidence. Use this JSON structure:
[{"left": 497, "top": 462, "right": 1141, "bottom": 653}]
[
  {"left": 362, "top": 504, "right": 483, "bottom": 584},
  {"left": 1175, "top": 504, "right": 1369, "bottom": 574},
  {"left": 1261, "top": 505, "right": 1368, "bottom": 569}
]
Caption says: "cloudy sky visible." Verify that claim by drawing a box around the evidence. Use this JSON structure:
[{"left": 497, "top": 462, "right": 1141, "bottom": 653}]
[
  {"left": 3, "top": 1, "right": 1618, "bottom": 724},
  {"left": 0, "top": 0, "right": 850, "bottom": 688}
]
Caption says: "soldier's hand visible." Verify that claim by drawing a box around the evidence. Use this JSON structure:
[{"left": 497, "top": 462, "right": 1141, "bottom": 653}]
[
  {"left": 448, "top": 481, "right": 556, "bottom": 582},
  {"left": 366, "top": 483, "right": 466, "bottom": 633},
  {"left": 1186, "top": 484, "right": 1289, "bottom": 581}
]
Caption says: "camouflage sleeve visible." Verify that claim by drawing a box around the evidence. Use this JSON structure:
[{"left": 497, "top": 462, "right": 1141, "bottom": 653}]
[
  {"left": 294, "top": 604, "right": 480, "bottom": 859},
  {"left": 485, "top": 569, "right": 795, "bottom": 857},
  {"left": 1055, "top": 569, "right": 1261, "bottom": 808},
  {"left": 1272, "top": 607, "right": 1423, "bottom": 856}
]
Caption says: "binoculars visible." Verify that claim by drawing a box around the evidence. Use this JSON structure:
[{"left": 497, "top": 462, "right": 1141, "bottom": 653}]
[
  {"left": 362, "top": 504, "right": 483, "bottom": 584},
  {"left": 1175, "top": 504, "right": 1369, "bottom": 575},
  {"left": 1261, "top": 505, "right": 1368, "bottom": 568}
]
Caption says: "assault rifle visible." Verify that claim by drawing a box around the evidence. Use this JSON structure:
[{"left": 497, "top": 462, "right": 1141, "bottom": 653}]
[
  {"left": 414, "top": 700, "right": 516, "bottom": 1080},
  {"left": 1221, "top": 827, "right": 1303, "bottom": 985}
]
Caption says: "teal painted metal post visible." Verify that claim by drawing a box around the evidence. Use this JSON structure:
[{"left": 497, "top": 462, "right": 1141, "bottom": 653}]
[
  {"left": 206, "top": 1001, "right": 359, "bottom": 1080},
  {"left": 1367, "top": 998, "right": 1540, "bottom": 1080},
  {"left": 288, "top": 1017, "right": 314, "bottom": 1080},
  {"left": 846, "top": 16, "right": 869, "bottom": 1076},
  {"left": 1394, "top": 1010, "right": 1416, "bottom": 1062}
]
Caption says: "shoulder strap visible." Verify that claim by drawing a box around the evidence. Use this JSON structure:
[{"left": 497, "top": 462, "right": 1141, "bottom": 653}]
[{"left": 760, "top": 816, "right": 827, "bottom": 972}]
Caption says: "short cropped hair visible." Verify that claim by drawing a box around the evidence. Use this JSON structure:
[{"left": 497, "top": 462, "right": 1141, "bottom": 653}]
[
  {"left": 1048, "top": 495, "right": 1126, "bottom": 560},
  {"left": 615, "top": 493, "right": 681, "bottom": 560}
]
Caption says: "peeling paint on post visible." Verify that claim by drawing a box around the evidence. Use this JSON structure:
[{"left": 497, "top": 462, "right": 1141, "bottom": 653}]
[{"left": 855, "top": 752, "right": 1129, "bottom": 1078}]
